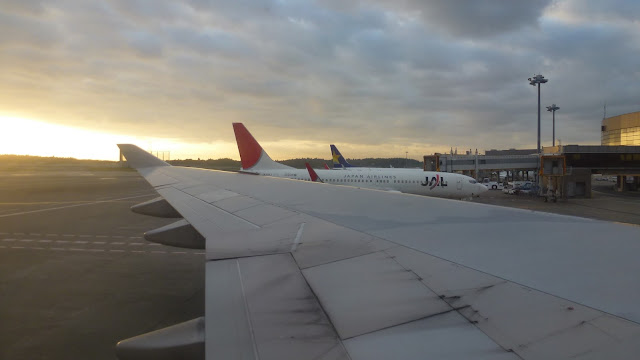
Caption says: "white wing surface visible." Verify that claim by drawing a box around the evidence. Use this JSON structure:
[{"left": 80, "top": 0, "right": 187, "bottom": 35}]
[{"left": 117, "top": 144, "right": 640, "bottom": 360}]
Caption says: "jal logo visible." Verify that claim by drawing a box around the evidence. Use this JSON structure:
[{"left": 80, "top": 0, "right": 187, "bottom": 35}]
[{"left": 421, "top": 174, "right": 448, "bottom": 189}]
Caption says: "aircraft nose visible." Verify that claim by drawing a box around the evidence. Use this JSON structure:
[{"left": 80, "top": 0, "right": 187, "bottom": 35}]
[{"left": 477, "top": 184, "right": 489, "bottom": 196}]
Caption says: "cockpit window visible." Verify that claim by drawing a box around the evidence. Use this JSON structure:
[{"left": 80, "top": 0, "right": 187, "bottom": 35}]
[{"left": 468, "top": 179, "right": 477, "bottom": 184}]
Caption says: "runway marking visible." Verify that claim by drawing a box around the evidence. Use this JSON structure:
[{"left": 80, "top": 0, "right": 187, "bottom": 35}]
[
  {"left": 63, "top": 234, "right": 75, "bottom": 237},
  {"left": 112, "top": 242, "right": 125, "bottom": 245},
  {"left": 113, "top": 236, "right": 124, "bottom": 238},
  {"left": 69, "top": 248, "right": 85, "bottom": 251},
  {"left": 172, "top": 251, "right": 187, "bottom": 254},
  {"left": 131, "top": 250, "right": 145, "bottom": 253},
  {"left": 129, "top": 236, "right": 142, "bottom": 239},
  {"left": 38, "top": 240, "right": 52, "bottom": 243},
  {"left": 12, "top": 246, "right": 25, "bottom": 249},
  {"left": 0, "top": 244, "right": 203, "bottom": 255},
  {"left": 14, "top": 232, "right": 25, "bottom": 235},
  {"left": 148, "top": 243, "right": 161, "bottom": 246},
  {"left": 74, "top": 240, "right": 88, "bottom": 244},
  {"left": 96, "top": 235, "right": 108, "bottom": 238},
  {"left": 109, "top": 249, "right": 125, "bottom": 253},
  {"left": 129, "top": 243, "right": 144, "bottom": 246},
  {"left": 57, "top": 240, "right": 70, "bottom": 244},
  {"left": 151, "top": 250, "right": 167, "bottom": 254},
  {"left": 51, "top": 248, "right": 65, "bottom": 251},
  {"left": 79, "top": 235, "right": 92, "bottom": 238},
  {"left": 32, "top": 247, "right": 45, "bottom": 250},
  {"left": 19, "top": 239, "right": 34, "bottom": 242},
  {"left": 29, "top": 233, "right": 41, "bottom": 236},
  {"left": 0, "top": 193, "right": 155, "bottom": 218},
  {"left": 89, "top": 249, "right": 105, "bottom": 252},
  {"left": 2, "top": 239, "right": 16, "bottom": 242},
  {"left": 46, "top": 234, "right": 58, "bottom": 236},
  {"left": 94, "top": 241, "right": 106, "bottom": 245}
]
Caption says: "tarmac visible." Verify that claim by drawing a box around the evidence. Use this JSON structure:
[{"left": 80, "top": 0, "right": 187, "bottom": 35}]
[
  {"left": 0, "top": 169, "right": 204, "bottom": 360},
  {"left": 0, "top": 168, "right": 638, "bottom": 359}
]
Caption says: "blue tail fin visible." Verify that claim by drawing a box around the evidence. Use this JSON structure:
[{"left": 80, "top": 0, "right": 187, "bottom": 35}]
[{"left": 330, "top": 144, "right": 355, "bottom": 168}]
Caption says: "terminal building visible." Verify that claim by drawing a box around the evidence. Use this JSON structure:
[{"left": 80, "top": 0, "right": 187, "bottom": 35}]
[{"left": 601, "top": 111, "right": 640, "bottom": 146}]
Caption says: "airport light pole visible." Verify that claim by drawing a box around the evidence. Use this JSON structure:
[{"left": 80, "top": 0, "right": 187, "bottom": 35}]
[
  {"left": 528, "top": 74, "right": 548, "bottom": 155},
  {"left": 546, "top": 104, "right": 560, "bottom": 147}
]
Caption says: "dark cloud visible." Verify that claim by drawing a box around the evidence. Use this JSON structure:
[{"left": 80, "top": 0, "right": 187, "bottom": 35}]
[{"left": 0, "top": 0, "right": 639, "bottom": 157}]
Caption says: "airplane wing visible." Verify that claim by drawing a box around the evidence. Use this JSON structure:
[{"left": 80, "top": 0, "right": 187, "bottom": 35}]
[{"left": 117, "top": 144, "right": 640, "bottom": 360}]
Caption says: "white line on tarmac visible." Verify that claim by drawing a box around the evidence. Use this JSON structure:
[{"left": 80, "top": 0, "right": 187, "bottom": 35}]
[
  {"left": 74, "top": 241, "right": 88, "bottom": 244},
  {"left": 94, "top": 241, "right": 106, "bottom": 245},
  {"left": 11, "top": 246, "right": 25, "bottom": 249},
  {"left": 129, "top": 243, "right": 144, "bottom": 246},
  {"left": 112, "top": 242, "right": 125, "bottom": 245},
  {"left": 96, "top": 235, "right": 108, "bottom": 238},
  {"left": 46, "top": 234, "right": 58, "bottom": 236},
  {"left": 79, "top": 235, "right": 92, "bottom": 238},
  {"left": 109, "top": 249, "right": 125, "bottom": 253},
  {"left": 151, "top": 251, "right": 167, "bottom": 254},
  {"left": 63, "top": 234, "right": 75, "bottom": 237},
  {"left": 19, "top": 239, "right": 34, "bottom": 242},
  {"left": 14, "top": 233, "right": 25, "bottom": 235},
  {"left": 0, "top": 193, "right": 155, "bottom": 218},
  {"left": 56, "top": 240, "right": 70, "bottom": 244},
  {"left": 38, "top": 239, "right": 52, "bottom": 243},
  {"left": 2, "top": 239, "right": 16, "bottom": 242},
  {"left": 29, "top": 233, "right": 41, "bottom": 236}
]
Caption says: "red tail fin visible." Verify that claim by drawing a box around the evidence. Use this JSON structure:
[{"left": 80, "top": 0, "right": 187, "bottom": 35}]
[
  {"left": 323, "top": 163, "right": 330, "bottom": 170},
  {"left": 305, "top": 163, "right": 322, "bottom": 182},
  {"left": 233, "top": 123, "right": 263, "bottom": 169}
]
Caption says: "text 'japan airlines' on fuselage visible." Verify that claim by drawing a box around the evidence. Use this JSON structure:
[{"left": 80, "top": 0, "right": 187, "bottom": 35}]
[{"left": 232, "top": 123, "right": 488, "bottom": 199}]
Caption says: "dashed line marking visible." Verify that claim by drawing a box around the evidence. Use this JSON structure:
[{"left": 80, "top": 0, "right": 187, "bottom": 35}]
[
  {"left": 29, "top": 233, "right": 41, "bottom": 236},
  {"left": 2, "top": 239, "right": 16, "bottom": 242},
  {"left": 12, "top": 246, "right": 25, "bottom": 249},
  {"left": 51, "top": 248, "right": 65, "bottom": 251},
  {"left": 129, "top": 243, "right": 144, "bottom": 246},
  {"left": 89, "top": 249, "right": 105, "bottom": 252},
  {"left": 94, "top": 241, "right": 106, "bottom": 245},
  {"left": 113, "top": 236, "right": 124, "bottom": 239},
  {"left": 96, "top": 235, "right": 108, "bottom": 238},
  {"left": 131, "top": 250, "right": 145, "bottom": 253},
  {"left": 148, "top": 243, "right": 161, "bottom": 247},
  {"left": 172, "top": 251, "right": 187, "bottom": 254},
  {"left": 31, "top": 247, "right": 45, "bottom": 250},
  {"left": 19, "top": 239, "right": 34, "bottom": 242},
  {"left": 129, "top": 236, "right": 142, "bottom": 239},
  {"left": 151, "top": 251, "right": 167, "bottom": 254},
  {"left": 14, "top": 233, "right": 25, "bottom": 235},
  {"left": 46, "top": 234, "right": 58, "bottom": 236},
  {"left": 112, "top": 242, "right": 125, "bottom": 245},
  {"left": 109, "top": 249, "right": 125, "bottom": 253},
  {"left": 57, "top": 240, "right": 70, "bottom": 244},
  {"left": 79, "top": 235, "right": 92, "bottom": 238},
  {"left": 69, "top": 248, "right": 85, "bottom": 251},
  {"left": 62, "top": 234, "right": 75, "bottom": 237},
  {"left": 74, "top": 241, "right": 88, "bottom": 244},
  {"left": 38, "top": 239, "right": 52, "bottom": 243}
]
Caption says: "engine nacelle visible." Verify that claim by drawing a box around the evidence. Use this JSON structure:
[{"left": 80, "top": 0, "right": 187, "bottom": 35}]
[
  {"left": 144, "top": 219, "right": 205, "bottom": 249},
  {"left": 131, "top": 197, "right": 181, "bottom": 218},
  {"left": 116, "top": 317, "right": 204, "bottom": 360}
]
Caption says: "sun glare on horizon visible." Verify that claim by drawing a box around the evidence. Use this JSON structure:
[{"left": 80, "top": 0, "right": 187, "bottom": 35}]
[{"left": 0, "top": 116, "right": 240, "bottom": 161}]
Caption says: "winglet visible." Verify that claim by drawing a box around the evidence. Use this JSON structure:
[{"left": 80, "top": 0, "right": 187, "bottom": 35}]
[
  {"left": 330, "top": 144, "right": 355, "bottom": 168},
  {"left": 232, "top": 123, "right": 293, "bottom": 171},
  {"left": 118, "top": 144, "right": 170, "bottom": 169},
  {"left": 305, "top": 163, "right": 323, "bottom": 183}
]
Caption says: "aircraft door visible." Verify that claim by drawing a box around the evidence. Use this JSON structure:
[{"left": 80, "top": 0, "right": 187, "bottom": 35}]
[{"left": 457, "top": 178, "right": 463, "bottom": 190}]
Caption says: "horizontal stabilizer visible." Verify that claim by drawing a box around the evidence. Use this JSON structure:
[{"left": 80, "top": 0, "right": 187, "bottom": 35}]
[
  {"left": 116, "top": 317, "right": 204, "bottom": 360},
  {"left": 118, "top": 144, "right": 170, "bottom": 169},
  {"left": 144, "top": 219, "right": 205, "bottom": 249},
  {"left": 131, "top": 197, "right": 182, "bottom": 218}
]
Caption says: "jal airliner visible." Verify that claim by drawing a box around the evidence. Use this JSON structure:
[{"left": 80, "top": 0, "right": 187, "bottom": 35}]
[{"left": 233, "top": 123, "right": 487, "bottom": 199}]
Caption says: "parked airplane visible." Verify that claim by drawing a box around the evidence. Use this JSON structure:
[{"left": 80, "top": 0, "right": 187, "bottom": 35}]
[
  {"left": 233, "top": 123, "right": 488, "bottom": 199},
  {"left": 117, "top": 143, "right": 640, "bottom": 360}
]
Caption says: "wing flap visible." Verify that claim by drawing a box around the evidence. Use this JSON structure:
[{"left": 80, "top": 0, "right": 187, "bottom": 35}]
[{"left": 206, "top": 254, "right": 348, "bottom": 360}]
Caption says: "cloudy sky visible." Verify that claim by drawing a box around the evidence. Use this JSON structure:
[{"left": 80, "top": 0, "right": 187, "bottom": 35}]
[{"left": 1, "top": 0, "right": 639, "bottom": 160}]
